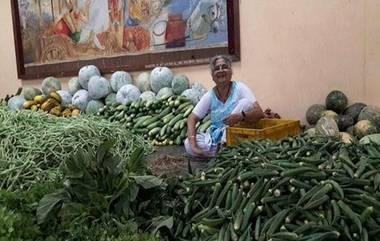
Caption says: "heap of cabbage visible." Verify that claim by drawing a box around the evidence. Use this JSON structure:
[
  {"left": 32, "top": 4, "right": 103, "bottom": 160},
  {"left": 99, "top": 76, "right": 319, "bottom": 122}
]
[{"left": 8, "top": 65, "right": 207, "bottom": 115}]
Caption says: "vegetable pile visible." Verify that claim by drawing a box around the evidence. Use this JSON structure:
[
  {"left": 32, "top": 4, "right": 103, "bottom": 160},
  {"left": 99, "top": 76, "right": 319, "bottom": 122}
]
[
  {"left": 0, "top": 106, "right": 153, "bottom": 191},
  {"left": 306, "top": 90, "right": 380, "bottom": 143},
  {"left": 98, "top": 95, "right": 211, "bottom": 146},
  {"left": 169, "top": 136, "right": 380, "bottom": 241}
]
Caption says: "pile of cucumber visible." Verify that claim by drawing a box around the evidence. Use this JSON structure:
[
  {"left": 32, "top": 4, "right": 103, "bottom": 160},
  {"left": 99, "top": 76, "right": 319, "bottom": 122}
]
[
  {"left": 171, "top": 136, "right": 380, "bottom": 241},
  {"left": 98, "top": 95, "right": 211, "bottom": 145}
]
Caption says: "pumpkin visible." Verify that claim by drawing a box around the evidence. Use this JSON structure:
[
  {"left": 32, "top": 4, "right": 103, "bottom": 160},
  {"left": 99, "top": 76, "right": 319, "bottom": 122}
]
[
  {"left": 140, "top": 91, "right": 156, "bottom": 102},
  {"left": 321, "top": 110, "right": 338, "bottom": 122},
  {"left": 116, "top": 84, "right": 141, "bottom": 104},
  {"left": 105, "top": 93, "right": 117, "bottom": 106},
  {"left": 136, "top": 72, "right": 151, "bottom": 92},
  {"left": 78, "top": 65, "right": 101, "bottom": 90},
  {"left": 7, "top": 95, "right": 26, "bottom": 110},
  {"left": 358, "top": 106, "right": 380, "bottom": 130},
  {"left": 315, "top": 116, "right": 340, "bottom": 138},
  {"left": 346, "top": 125, "right": 354, "bottom": 135},
  {"left": 22, "top": 87, "right": 42, "bottom": 101},
  {"left": 337, "top": 115, "right": 354, "bottom": 131},
  {"left": 42, "top": 77, "right": 62, "bottom": 95},
  {"left": 340, "top": 132, "right": 354, "bottom": 144},
  {"left": 304, "top": 127, "right": 317, "bottom": 137},
  {"left": 343, "top": 102, "right": 367, "bottom": 122},
  {"left": 88, "top": 76, "right": 110, "bottom": 100},
  {"left": 306, "top": 104, "right": 326, "bottom": 125},
  {"left": 172, "top": 74, "right": 190, "bottom": 95},
  {"left": 86, "top": 100, "right": 104, "bottom": 114},
  {"left": 325, "top": 90, "right": 348, "bottom": 113},
  {"left": 353, "top": 120, "right": 378, "bottom": 139},
  {"left": 57, "top": 90, "right": 72, "bottom": 107},
  {"left": 156, "top": 87, "right": 174, "bottom": 99},
  {"left": 110, "top": 71, "right": 133, "bottom": 92},
  {"left": 72, "top": 89, "right": 89, "bottom": 111},
  {"left": 150, "top": 67, "right": 173, "bottom": 93},
  {"left": 68, "top": 77, "right": 82, "bottom": 96}
]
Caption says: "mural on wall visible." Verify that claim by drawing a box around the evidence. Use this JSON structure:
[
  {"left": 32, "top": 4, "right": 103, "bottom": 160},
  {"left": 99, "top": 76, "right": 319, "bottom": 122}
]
[{"left": 18, "top": 0, "right": 228, "bottom": 65}]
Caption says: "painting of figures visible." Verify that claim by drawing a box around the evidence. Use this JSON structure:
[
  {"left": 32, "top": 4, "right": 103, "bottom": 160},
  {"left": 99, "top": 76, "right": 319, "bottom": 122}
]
[{"left": 12, "top": 0, "right": 240, "bottom": 79}]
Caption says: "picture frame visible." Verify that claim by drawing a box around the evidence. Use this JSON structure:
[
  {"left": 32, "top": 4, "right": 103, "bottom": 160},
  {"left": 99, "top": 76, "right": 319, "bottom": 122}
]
[{"left": 11, "top": 0, "right": 240, "bottom": 80}]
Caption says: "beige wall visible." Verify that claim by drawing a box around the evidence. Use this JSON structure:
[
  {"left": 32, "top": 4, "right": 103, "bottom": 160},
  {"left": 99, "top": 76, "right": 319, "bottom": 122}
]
[
  {"left": 365, "top": 0, "right": 380, "bottom": 106},
  {"left": 0, "top": 0, "right": 377, "bottom": 122}
]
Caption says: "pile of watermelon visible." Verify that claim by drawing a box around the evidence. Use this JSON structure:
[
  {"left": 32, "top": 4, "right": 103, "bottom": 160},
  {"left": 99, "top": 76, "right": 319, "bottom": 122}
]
[{"left": 305, "top": 90, "right": 380, "bottom": 143}]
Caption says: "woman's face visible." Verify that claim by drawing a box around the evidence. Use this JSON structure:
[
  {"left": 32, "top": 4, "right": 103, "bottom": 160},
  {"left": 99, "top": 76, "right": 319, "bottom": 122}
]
[{"left": 212, "top": 58, "right": 232, "bottom": 86}]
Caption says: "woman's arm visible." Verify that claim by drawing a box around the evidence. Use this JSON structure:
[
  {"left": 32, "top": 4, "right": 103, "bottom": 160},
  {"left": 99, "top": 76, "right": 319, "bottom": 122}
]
[
  {"left": 244, "top": 102, "right": 265, "bottom": 123},
  {"left": 187, "top": 113, "right": 208, "bottom": 156},
  {"left": 224, "top": 101, "right": 265, "bottom": 126}
]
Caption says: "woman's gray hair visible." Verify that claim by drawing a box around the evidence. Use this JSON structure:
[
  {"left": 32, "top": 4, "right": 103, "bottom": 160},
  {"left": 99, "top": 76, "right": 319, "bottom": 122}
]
[{"left": 209, "top": 55, "right": 232, "bottom": 72}]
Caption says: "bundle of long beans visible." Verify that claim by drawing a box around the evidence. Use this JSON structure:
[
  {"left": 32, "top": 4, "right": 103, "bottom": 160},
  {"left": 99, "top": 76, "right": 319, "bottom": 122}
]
[{"left": 0, "top": 106, "right": 153, "bottom": 191}]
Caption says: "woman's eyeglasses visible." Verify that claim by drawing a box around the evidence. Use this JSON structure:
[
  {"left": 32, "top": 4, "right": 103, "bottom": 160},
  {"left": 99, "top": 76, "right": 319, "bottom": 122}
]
[{"left": 214, "top": 64, "right": 230, "bottom": 71}]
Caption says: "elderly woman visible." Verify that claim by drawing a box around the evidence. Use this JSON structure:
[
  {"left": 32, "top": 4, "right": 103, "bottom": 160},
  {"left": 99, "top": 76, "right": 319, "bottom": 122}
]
[{"left": 185, "top": 55, "right": 265, "bottom": 157}]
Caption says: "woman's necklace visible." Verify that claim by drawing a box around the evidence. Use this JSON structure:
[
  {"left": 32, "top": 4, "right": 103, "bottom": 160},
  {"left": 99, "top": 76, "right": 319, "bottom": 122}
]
[{"left": 216, "top": 82, "right": 231, "bottom": 103}]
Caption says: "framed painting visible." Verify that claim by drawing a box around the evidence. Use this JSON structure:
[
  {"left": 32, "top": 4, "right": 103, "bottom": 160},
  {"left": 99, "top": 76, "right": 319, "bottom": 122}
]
[{"left": 11, "top": 0, "right": 240, "bottom": 79}]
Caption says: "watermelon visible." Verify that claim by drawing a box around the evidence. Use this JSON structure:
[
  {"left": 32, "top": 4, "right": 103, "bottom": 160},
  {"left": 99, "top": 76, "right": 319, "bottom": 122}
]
[
  {"left": 315, "top": 117, "right": 340, "bottom": 138},
  {"left": 306, "top": 104, "right": 326, "bottom": 125},
  {"left": 358, "top": 106, "right": 380, "bottom": 130},
  {"left": 337, "top": 115, "right": 354, "bottom": 131},
  {"left": 353, "top": 120, "right": 378, "bottom": 139},
  {"left": 325, "top": 90, "right": 348, "bottom": 113},
  {"left": 344, "top": 102, "right": 367, "bottom": 122}
]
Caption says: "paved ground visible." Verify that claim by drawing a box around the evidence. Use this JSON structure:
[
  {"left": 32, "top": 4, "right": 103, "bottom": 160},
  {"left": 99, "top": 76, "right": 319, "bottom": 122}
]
[{"left": 146, "top": 145, "right": 208, "bottom": 176}]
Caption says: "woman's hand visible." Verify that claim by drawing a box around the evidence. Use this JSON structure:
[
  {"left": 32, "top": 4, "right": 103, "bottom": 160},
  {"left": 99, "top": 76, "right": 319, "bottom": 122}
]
[
  {"left": 224, "top": 113, "right": 243, "bottom": 126},
  {"left": 191, "top": 145, "right": 209, "bottom": 157}
]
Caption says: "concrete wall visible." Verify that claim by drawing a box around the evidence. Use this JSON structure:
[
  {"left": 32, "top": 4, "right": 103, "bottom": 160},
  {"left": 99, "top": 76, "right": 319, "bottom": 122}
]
[{"left": 0, "top": 0, "right": 377, "bottom": 122}]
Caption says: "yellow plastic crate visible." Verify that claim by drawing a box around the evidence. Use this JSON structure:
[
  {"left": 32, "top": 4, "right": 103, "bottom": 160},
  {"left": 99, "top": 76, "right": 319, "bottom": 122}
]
[{"left": 226, "top": 119, "right": 300, "bottom": 146}]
